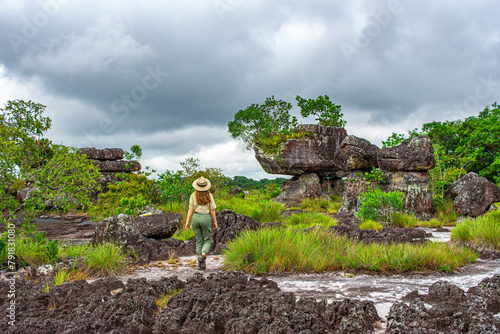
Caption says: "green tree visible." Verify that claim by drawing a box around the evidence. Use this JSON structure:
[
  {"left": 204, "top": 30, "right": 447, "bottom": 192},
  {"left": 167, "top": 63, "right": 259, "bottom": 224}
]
[
  {"left": 227, "top": 96, "right": 298, "bottom": 150},
  {"left": 0, "top": 100, "right": 100, "bottom": 215},
  {"left": 423, "top": 103, "right": 500, "bottom": 183},
  {"left": 296, "top": 95, "right": 346, "bottom": 127},
  {"left": 156, "top": 170, "right": 192, "bottom": 210}
]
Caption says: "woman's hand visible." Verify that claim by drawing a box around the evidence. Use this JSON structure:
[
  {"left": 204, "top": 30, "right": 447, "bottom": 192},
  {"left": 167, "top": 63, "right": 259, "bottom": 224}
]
[{"left": 214, "top": 222, "right": 218, "bottom": 230}]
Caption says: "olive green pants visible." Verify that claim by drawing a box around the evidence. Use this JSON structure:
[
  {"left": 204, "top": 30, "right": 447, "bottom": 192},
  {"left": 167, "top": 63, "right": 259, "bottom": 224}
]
[{"left": 192, "top": 213, "right": 213, "bottom": 256}]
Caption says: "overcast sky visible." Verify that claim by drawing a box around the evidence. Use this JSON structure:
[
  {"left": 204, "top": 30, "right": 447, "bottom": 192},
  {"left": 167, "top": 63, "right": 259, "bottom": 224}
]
[{"left": 1, "top": 0, "right": 499, "bottom": 180}]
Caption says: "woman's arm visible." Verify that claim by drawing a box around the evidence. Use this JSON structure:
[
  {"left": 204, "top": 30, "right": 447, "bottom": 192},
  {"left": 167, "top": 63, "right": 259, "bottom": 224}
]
[
  {"left": 185, "top": 208, "right": 194, "bottom": 229},
  {"left": 210, "top": 209, "right": 218, "bottom": 230}
]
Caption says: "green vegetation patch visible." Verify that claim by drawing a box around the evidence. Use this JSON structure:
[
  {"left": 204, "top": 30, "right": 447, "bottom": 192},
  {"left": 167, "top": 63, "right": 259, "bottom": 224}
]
[
  {"left": 451, "top": 211, "right": 500, "bottom": 250},
  {"left": 223, "top": 228, "right": 478, "bottom": 274},
  {"left": 284, "top": 212, "right": 336, "bottom": 229},
  {"left": 83, "top": 242, "right": 128, "bottom": 277}
]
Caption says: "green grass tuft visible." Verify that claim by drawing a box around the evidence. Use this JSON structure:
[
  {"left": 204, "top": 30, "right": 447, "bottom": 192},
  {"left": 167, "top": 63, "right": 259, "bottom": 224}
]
[
  {"left": 84, "top": 242, "right": 128, "bottom": 277},
  {"left": 391, "top": 212, "right": 419, "bottom": 228},
  {"left": 451, "top": 211, "right": 500, "bottom": 249},
  {"left": 359, "top": 220, "right": 383, "bottom": 230}
]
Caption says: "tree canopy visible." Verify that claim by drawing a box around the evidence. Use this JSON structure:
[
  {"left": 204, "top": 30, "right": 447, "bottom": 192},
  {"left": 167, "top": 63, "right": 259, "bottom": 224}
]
[
  {"left": 0, "top": 100, "right": 100, "bottom": 214},
  {"left": 228, "top": 95, "right": 345, "bottom": 151}
]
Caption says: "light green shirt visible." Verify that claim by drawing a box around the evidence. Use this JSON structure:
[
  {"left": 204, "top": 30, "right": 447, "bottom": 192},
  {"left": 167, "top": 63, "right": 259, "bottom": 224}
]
[{"left": 189, "top": 192, "right": 216, "bottom": 214}]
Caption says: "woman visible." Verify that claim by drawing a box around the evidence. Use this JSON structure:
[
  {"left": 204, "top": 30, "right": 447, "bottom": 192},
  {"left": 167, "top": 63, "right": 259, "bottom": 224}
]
[{"left": 184, "top": 176, "right": 218, "bottom": 270}]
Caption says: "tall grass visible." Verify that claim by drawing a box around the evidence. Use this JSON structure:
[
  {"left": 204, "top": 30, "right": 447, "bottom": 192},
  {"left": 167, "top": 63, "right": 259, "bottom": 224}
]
[
  {"left": 300, "top": 198, "right": 342, "bottom": 214},
  {"left": 451, "top": 211, "right": 500, "bottom": 249},
  {"left": 284, "top": 212, "right": 336, "bottom": 229},
  {"left": 58, "top": 242, "right": 90, "bottom": 259},
  {"left": 359, "top": 220, "right": 382, "bottom": 231},
  {"left": 223, "top": 228, "right": 478, "bottom": 274},
  {"left": 434, "top": 197, "right": 459, "bottom": 225},
  {"left": 84, "top": 242, "right": 128, "bottom": 277},
  {"left": 391, "top": 212, "right": 419, "bottom": 228}
]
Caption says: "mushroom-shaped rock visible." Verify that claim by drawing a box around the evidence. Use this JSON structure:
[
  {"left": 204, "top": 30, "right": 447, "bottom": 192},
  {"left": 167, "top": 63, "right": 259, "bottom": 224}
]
[
  {"left": 254, "top": 124, "right": 347, "bottom": 176},
  {"left": 378, "top": 134, "right": 435, "bottom": 171},
  {"left": 334, "top": 135, "right": 381, "bottom": 171}
]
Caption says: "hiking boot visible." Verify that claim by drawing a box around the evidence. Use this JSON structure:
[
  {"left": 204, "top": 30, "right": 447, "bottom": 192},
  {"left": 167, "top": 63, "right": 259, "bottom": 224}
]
[{"left": 197, "top": 256, "right": 205, "bottom": 270}]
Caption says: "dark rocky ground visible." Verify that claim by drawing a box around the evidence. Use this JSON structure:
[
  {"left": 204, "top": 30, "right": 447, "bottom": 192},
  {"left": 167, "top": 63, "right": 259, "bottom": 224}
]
[{"left": 2, "top": 213, "right": 500, "bottom": 333}]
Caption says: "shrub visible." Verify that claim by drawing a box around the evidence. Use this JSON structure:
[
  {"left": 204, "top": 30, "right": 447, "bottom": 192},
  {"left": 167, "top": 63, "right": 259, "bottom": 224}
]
[
  {"left": 357, "top": 188, "right": 405, "bottom": 222},
  {"left": 90, "top": 173, "right": 158, "bottom": 219}
]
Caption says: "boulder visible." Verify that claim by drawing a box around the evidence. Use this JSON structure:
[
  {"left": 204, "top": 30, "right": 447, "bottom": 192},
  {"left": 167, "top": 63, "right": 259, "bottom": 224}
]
[
  {"left": 135, "top": 213, "right": 182, "bottom": 239},
  {"left": 387, "top": 280, "right": 500, "bottom": 333},
  {"left": 378, "top": 134, "right": 435, "bottom": 171},
  {"left": 254, "top": 124, "right": 347, "bottom": 176},
  {"left": 94, "top": 160, "right": 141, "bottom": 172},
  {"left": 448, "top": 173, "right": 500, "bottom": 217},
  {"left": 79, "top": 147, "right": 124, "bottom": 160},
  {"left": 333, "top": 135, "right": 381, "bottom": 171},
  {"left": 275, "top": 173, "right": 329, "bottom": 206},
  {"left": 229, "top": 187, "right": 245, "bottom": 197},
  {"left": 92, "top": 213, "right": 182, "bottom": 264},
  {"left": 446, "top": 172, "right": 478, "bottom": 199},
  {"left": 382, "top": 171, "right": 434, "bottom": 220}
]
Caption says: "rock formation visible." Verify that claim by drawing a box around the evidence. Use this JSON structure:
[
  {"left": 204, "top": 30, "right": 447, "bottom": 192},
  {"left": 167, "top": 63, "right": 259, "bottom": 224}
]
[
  {"left": 255, "top": 127, "right": 436, "bottom": 220},
  {"left": 447, "top": 172, "right": 500, "bottom": 217},
  {"left": 92, "top": 213, "right": 183, "bottom": 264},
  {"left": 387, "top": 277, "right": 500, "bottom": 333},
  {"left": 254, "top": 124, "right": 347, "bottom": 176},
  {"left": 79, "top": 147, "right": 141, "bottom": 198}
]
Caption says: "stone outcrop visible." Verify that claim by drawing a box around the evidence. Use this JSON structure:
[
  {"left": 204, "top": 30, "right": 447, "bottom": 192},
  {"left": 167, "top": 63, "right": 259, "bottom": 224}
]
[
  {"left": 92, "top": 213, "right": 182, "bottom": 264},
  {"left": 254, "top": 124, "right": 347, "bottom": 176},
  {"left": 79, "top": 147, "right": 124, "bottom": 160},
  {"left": 382, "top": 171, "right": 434, "bottom": 220},
  {"left": 254, "top": 126, "right": 436, "bottom": 220},
  {"left": 447, "top": 172, "right": 500, "bottom": 217},
  {"left": 387, "top": 278, "right": 500, "bottom": 333},
  {"left": 377, "top": 135, "right": 436, "bottom": 171},
  {"left": 79, "top": 147, "right": 142, "bottom": 200},
  {"left": 156, "top": 271, "right": 380, "bottom": 333},
  {"left": 0, "top": 271, "right": 381, "bottom": 333},
  {"left": 333, "top": 135, "right": 381, "bottom": 171},
  {"left": 275, "top": 173, "right": 328, "bottom": 206}
]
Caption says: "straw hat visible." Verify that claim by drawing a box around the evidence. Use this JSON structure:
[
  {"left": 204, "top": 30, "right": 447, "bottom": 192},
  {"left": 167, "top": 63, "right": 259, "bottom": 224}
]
[{"left": 192, "top": 176, "right": 211, "bottom": 191}]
